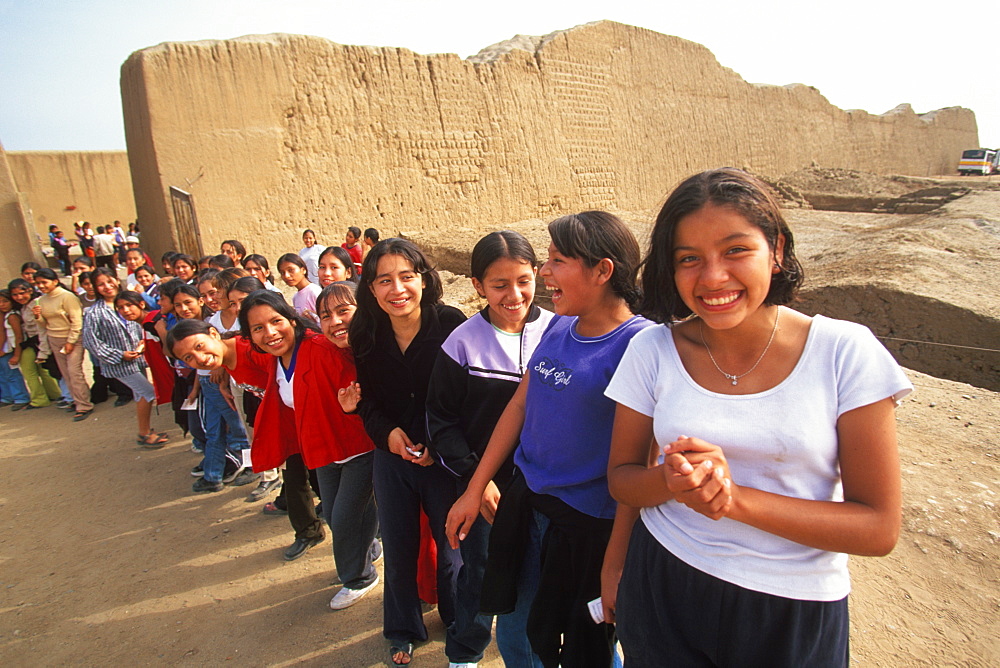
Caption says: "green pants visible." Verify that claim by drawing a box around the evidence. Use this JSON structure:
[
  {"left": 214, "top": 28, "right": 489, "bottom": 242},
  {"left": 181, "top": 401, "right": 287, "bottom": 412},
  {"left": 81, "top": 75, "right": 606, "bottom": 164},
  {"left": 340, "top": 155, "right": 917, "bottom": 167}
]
[{"left": 19, "top": 347, "right": 62, "bottom": 407}]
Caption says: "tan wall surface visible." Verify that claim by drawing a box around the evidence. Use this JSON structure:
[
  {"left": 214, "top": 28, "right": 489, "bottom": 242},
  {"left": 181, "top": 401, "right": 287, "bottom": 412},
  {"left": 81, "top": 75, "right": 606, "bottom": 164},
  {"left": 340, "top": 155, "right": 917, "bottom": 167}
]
[
  {"left": 120, "top": 21, "right": 979, "bottom": 262},
  {"left": 6, "top": 151, "right": 137, "bottom": 241},
  {"left": 0, "top": 142, "right": 45, "bottom": 279}
]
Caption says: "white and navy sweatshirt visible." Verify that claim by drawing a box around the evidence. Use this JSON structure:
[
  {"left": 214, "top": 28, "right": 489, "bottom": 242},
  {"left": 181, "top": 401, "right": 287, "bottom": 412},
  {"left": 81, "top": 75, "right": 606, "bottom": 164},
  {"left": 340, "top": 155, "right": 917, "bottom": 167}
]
[{"left": 426, "top": 304, "right": 557, "bottom": 488}]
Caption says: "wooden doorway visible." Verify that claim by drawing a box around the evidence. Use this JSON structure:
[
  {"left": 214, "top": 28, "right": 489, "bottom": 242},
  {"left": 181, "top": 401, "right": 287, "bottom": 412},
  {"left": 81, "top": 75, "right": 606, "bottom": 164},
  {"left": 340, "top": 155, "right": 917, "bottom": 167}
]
[{"left": 169, "top": 186, "right": 203, "bottom": 257}]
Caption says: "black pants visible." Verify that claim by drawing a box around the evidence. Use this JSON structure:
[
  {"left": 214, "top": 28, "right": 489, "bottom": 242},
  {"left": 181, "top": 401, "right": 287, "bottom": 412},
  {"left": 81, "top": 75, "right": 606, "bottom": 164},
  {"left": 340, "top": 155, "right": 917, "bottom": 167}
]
[
  {"left": 90, "top": 363, "right": 132, "bottom": 404},
  {"left": 281, "top": 454, "right": 323, "bottom": 541},
  {"left": 617, "top": 520, "right": 849, "bottom": 668},
  {"left": 373, "top": 448, "right": 460, "bottom": 643}
]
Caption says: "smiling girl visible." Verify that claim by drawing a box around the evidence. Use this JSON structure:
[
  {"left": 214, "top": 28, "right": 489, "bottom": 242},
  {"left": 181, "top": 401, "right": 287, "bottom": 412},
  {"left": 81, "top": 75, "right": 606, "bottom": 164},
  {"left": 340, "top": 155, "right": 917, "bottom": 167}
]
[
  {"left": 6, "top": 279, "right": 62, "bottom": 409},
  {"left": 0, "top": 289, "right": 31, "bottom": 410},
  {"left": 350, "top": 238, "right": 466, "bottom": 666},
  {"left": 81, "top": 271, "right": 164, "bottom": 445},
  {"left": 173, "top": 283, "right": 248, "bottom": 492},
  {"left": 605, "top": 168, "right": 911, "bottom": 666},
  {"left": 446, "top": 212, "right": 651, "bottom": 668},
  {"left": 427, "top": 231, "right": 554, "bottom": 667},
  {"left": 231, "top": 289, "right": 378, "bottom": 591},
  {"left": 317, "top": 246, "right": 358, "bottom": 287}
]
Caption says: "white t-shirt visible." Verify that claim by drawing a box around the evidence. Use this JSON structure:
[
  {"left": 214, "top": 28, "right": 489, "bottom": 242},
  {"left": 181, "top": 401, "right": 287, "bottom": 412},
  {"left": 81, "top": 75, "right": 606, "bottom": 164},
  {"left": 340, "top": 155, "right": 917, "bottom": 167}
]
[
  {"left": 276, "top": 359, "right": 294, "bottom": 409},
  {"left": 605, "top": 314, "right": 912, "bottom": 601}
]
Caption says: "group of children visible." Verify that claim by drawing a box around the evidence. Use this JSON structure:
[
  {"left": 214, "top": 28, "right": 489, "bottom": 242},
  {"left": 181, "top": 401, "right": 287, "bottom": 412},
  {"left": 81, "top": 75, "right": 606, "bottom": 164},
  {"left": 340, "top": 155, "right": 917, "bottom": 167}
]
[{"left": 5, "top": 170, "right": 911, "bottom": 668}]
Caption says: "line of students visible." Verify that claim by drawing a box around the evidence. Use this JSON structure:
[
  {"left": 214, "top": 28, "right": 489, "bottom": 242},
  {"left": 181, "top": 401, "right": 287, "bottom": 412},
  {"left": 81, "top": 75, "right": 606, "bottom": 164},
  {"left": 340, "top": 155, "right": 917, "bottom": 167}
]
[{"left": 7, "top": 168, "right": 910, "bottom": 668}]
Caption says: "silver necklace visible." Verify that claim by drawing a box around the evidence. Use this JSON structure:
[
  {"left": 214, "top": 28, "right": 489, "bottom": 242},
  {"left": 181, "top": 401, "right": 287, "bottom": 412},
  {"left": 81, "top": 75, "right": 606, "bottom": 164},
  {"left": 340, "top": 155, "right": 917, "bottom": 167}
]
[{"left": 699, "top": 307, "right": 780, "bottom": 386}]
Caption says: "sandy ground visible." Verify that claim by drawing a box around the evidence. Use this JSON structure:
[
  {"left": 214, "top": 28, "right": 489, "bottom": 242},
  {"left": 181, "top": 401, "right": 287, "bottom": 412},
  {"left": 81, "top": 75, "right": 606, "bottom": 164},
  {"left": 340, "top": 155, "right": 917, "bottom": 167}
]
[
  {"left": 2, "top": 171, "right": 998, "bottom": 666},
  {"left": 0, "top": 369, "right": 996, "bottom": 666}
]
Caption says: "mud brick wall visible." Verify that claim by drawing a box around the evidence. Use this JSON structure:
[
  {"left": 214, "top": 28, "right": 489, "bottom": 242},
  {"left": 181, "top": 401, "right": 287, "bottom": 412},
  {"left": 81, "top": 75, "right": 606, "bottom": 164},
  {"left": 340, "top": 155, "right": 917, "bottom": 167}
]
[
  {"left": 120, "top": 20, "right": 979, "bottom": 261},
  {"left": 0, "top": 143, "right": 45, "bottom": 276},
  {"left": 6, "top": 151, "right": 137, "bottom": 240}
]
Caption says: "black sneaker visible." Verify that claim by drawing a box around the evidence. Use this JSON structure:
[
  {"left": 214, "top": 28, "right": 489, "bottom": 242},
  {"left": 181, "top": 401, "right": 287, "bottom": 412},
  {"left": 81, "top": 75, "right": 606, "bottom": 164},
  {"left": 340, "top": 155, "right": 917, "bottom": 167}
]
[
  {"left": 190, "top": 464, "right": 204, "bottom": 478},
  {"left": 245, "top": 476, "right": 281, "bottom": 502},
  {"left": 229, "top": 469, "right": 259, "bottom": 487},
  {"left": 221, "top": 451, "right": 244, "bottom": 484},
  {"left": 192, "top": 478, "right": 223, "bottom": 494}
]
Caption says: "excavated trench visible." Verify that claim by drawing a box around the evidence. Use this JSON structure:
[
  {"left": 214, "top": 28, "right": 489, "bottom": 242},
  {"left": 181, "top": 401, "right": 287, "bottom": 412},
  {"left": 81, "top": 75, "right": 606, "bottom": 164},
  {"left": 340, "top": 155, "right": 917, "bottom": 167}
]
[
  {"left": 426, "top": 250, "right": 999, "bottom": 391},
  {"left": 423, "top": 236, "right": 999, "bottom": 391},
  {"left": 796, "top": 286, "right": 1000, "bottom": 391}
]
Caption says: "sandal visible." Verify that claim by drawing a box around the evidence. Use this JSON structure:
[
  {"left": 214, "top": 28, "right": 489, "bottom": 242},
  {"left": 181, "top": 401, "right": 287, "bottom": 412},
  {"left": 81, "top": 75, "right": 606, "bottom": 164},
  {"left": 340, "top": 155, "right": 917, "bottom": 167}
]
[
  {"left": 72, "top": 409, "right": 94, "bottom": 422},
  {"left": 262, "top": 501, "right": 288, "bottom": 516},
  {"left": 137, "top": 432, "right": 169, "bottom": 448},
  {"left": 389, "top": 641, "right": 413, "bottom": 666}
]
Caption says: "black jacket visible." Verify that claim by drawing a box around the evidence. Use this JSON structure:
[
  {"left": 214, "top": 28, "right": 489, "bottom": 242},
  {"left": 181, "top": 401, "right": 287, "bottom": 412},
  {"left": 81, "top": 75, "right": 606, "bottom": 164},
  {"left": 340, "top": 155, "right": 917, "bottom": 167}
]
[{"left": 355, "top": 303, "right": 466, "bottom": 452}]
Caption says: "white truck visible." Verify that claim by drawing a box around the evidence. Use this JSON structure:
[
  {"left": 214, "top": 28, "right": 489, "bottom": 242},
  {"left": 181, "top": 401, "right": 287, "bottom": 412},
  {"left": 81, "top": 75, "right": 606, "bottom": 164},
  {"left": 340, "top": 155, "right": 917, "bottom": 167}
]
[{"left": 958, "top": 148, "right": 999, "bottom": 176}]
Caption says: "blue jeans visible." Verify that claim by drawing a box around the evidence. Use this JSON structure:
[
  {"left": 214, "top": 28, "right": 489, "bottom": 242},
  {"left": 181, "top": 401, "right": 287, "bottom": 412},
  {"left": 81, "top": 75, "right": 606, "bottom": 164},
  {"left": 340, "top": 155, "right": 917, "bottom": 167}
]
[
  {"left": 446, "top": 513, "right": 544, "bottom": 666},
  {"left": 58, "top": 377, "right": 72, "bottom": 403},
  {"left": 199, "top": 375, "right": 248, "bottom": 483},
  {"left": 0, "top": 353, "right": 30, "bottom": 404},
  {"left": 314, "top": 452, "right": 379, "bottom": 590}
]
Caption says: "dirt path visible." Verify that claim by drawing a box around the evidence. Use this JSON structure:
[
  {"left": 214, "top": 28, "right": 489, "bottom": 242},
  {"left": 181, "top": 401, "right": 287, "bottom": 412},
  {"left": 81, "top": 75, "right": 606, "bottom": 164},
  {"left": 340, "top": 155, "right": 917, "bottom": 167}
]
[{"left": 0, "top": 366, "right": 996, "bottom": 666}]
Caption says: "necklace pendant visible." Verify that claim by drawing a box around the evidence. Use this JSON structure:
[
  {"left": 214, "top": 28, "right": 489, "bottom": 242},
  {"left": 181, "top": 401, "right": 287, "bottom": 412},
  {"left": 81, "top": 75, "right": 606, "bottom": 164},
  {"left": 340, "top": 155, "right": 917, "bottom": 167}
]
[{"left": 731, "top": 379, "right": 738, "bottom": 386}]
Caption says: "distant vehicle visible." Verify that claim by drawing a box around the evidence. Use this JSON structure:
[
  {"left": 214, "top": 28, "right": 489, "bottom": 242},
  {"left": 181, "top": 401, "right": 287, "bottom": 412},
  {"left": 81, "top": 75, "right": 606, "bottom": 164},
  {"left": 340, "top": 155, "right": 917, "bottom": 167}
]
[{"left": 958, "top": 148, "right": 999, "bottom": 176}]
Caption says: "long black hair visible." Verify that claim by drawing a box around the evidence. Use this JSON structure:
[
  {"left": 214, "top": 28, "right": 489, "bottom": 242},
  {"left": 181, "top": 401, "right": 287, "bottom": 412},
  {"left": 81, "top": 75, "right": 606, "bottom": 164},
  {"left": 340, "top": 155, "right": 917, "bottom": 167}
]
[
  {"left": 349, "top": 238, "right": 442, "bottom": 358},
  {"left": 318, "top": 245, "right": 359, "bottom": 283},
  {"left": 6, "top": 278, "right": 38, "bottom": 312},
  {"left": 172, "top": 282, "right": 211, "bottom": 319},
  {"left": 237, "top": 290, "right": 319, "bottom": 355}
]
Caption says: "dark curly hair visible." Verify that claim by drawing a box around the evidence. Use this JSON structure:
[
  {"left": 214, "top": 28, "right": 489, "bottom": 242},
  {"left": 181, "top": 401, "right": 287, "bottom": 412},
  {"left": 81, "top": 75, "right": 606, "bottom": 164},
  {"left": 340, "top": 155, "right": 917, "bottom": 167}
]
[{"left": 638, "top": 167, "right": 804, "bottom": 324}]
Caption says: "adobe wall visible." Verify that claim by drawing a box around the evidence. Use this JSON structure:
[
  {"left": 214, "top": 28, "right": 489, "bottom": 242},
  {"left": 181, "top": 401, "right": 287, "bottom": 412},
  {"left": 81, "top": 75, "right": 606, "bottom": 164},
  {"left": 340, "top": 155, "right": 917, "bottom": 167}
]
[
  {"left": 120, "top": 20, "right": 979, "bottom": 262},
  {"left": 6, "top": 151, "right": 137, "bottom": 241},
  {"left": 0, "top": 142, "right": 45, "bottom": 279}
]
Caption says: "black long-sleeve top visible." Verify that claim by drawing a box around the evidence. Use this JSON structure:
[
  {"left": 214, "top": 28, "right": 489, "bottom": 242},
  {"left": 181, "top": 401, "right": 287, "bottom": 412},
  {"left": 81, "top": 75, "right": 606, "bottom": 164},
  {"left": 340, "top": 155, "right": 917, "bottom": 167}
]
[
  {"left": 426, "top": 305, "right": 556, "bottom": 487},
  {"left": 355, "top": 303, "right": 466, "bottom": 452}
]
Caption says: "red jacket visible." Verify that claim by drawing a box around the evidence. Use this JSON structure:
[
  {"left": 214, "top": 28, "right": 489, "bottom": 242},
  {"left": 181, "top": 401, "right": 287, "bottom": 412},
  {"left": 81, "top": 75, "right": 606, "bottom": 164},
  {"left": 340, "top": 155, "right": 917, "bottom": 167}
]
[
  {"left": 249, "top": 331, "right": 374, "bottom": 472},
  {"left": 141, "top": 310, "right": 174, "bottom": 406},
  {"left": 232, "top": 337, "right": 270, "bottom": 391}
]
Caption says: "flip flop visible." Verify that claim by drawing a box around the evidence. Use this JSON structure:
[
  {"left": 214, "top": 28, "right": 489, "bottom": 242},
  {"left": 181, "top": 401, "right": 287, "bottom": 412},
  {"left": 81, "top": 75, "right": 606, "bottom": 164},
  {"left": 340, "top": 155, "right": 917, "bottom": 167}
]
[
  {"left": 389, "top": 641, "right": 413, "bottom": 666},
  {"left": 72, "top": 409, "right": 94, "bottom": 422},
  {"left": 137, "top": 432, "right": 169, "bottom": 448}
]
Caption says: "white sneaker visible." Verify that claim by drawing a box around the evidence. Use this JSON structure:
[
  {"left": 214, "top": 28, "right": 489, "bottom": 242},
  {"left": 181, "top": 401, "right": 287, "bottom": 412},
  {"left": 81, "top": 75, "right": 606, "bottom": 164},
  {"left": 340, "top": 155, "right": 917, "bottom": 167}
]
[
  {"left": 329, "top": 574, "right": 379, "bottom": 610},
  {"left": 449, "top": 663, "right": 479, "bottom": 668}
]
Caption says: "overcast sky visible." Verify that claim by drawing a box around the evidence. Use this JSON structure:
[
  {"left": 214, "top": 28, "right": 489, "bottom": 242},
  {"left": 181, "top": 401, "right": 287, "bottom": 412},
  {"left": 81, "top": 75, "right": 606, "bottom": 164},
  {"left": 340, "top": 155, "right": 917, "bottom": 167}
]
[{"left": 1, "top": 0, "right": 997, "bottom": 156}]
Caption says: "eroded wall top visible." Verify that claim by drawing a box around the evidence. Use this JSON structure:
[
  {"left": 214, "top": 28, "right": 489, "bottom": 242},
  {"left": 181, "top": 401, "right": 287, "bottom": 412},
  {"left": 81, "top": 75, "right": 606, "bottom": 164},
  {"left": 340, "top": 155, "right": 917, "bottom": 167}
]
[{"left": 120, "top": 20, "right": 978, "bottom": 261}]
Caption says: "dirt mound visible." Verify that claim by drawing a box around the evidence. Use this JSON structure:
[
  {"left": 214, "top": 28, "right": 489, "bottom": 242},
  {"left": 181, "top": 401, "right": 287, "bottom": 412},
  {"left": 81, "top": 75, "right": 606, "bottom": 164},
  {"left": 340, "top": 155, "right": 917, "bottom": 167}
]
[{"left": 775, "top": 167, "right": 972, "bottom": 213}]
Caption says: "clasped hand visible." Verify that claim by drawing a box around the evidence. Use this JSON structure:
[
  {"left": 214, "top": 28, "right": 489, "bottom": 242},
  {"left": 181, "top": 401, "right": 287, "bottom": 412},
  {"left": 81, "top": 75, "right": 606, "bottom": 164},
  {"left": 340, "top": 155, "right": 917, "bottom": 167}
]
[{"left": 662, "top": 435, "right": 734, "bottom": 521}]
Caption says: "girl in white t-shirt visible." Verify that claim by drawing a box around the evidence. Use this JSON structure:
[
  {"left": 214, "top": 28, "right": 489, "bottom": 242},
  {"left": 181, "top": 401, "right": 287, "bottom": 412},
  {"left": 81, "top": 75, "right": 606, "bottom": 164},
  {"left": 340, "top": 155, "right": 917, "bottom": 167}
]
[
  {"left": 606, "top": 168, "right": 912, "bottom": 667},
  {"left": 298, "top": 228, "right": 324, "bottom": 284}
]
